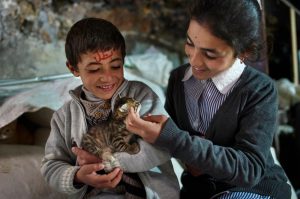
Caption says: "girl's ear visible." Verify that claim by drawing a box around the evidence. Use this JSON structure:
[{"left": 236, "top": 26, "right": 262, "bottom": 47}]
[
  {"left": 66, "top": 61, "right": 80, "bottom": 77},
  {"left": 238, "top": 52, "right": 249, "bottom": 63}
]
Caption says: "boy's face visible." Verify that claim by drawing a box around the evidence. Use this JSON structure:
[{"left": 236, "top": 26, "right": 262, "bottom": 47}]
[{"left": 68, "top": 49, "right": 124, "bottom": 100}]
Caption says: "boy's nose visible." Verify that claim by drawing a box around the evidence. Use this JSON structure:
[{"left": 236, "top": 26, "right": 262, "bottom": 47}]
[{"left": 99, "top": 71, "right": 113, "bottom": 82}]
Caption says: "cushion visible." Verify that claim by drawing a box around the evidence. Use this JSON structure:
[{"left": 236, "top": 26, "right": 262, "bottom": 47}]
[{"left": 0, "top": 144, "right": 67, "bottom": 199}]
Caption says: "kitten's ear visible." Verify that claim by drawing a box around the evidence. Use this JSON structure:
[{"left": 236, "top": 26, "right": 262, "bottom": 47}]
[
  {"left": 66, "top": 61, "right": 80, "bottom": 77},
  {"left": 136, "top": 103, "right": 141, "bottom": 114},
  {"left": 120, "top": 103, "right": 128, "bottom": 112}
]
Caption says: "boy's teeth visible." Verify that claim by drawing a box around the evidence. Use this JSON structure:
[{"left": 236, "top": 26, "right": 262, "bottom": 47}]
[{"left": 99, "top": 85, "right": 112, "bottom": 89}]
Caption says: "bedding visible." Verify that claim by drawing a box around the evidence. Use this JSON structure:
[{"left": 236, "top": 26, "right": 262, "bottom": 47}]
[{"left": 0, "top": 144, "right": 67, "bottom": 199}]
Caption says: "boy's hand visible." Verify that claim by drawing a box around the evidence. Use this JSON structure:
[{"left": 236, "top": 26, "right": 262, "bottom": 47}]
[
  {"left": 72, "top": 147, "right": 101, "bottom": 166},
  {"left": 75, "top": 163, "right": 123, "bottom": 189}
]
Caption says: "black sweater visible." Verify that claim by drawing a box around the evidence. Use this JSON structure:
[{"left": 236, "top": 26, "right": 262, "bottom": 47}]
[{"left": 156, "top": 64, "right": 291, "bottom": 198}]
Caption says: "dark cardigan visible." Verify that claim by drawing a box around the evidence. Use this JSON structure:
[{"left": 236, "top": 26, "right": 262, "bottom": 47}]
[{"left": 156, "top": 64, "right": 291, "bottom": 198}]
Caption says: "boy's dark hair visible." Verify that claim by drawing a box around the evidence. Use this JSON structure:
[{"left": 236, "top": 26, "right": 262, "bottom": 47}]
[
  {"left": 188, "top": 0, "right": 263, "bottom": 61},
  {"left": 65, "top": 17, "right": 126, "bottom": 69}
]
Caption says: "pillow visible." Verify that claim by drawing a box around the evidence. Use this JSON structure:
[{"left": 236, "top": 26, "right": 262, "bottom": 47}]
[{"left": 0, "top": 144, "right": 67, "bottom": 199}]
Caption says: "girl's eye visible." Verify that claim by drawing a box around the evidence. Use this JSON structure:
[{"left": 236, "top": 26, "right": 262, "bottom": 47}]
[
  {"left": 204, "top": 51, "right": 218, "bottom": 60},
  {"left": 185, "top": 40, "right": 194, "bottom": 47}
]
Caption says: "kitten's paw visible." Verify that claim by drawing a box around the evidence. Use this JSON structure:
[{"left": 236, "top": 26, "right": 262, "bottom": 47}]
[{"left": 103, "top": 156, "right": 121, "bottom": 172}]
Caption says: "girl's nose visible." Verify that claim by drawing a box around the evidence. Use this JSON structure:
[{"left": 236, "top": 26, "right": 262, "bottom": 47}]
[{"left": 189, "top": 49, "right": 204, "bottom": 67}]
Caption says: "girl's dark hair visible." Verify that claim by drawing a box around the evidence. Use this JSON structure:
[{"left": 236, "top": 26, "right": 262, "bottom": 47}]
[
  {"left": 65, "top": 17, "right": 126, "bottom": 69},
  {"left": 188, "top": 0, "right": 263, "bottom": 61}
]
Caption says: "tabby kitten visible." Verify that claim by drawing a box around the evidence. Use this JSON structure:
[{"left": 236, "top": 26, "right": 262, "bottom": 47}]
[{"left": 81, "top": 97, "right": 141, "bottom": 172}]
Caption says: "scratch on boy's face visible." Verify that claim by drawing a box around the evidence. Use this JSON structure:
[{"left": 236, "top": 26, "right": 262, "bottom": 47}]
[{"left": 94, "top": 50, "right": 113, "bottom": 63}]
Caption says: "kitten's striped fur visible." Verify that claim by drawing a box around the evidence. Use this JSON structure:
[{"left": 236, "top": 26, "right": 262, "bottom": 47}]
[{"left": 81, "top": 97, "right": 141, "bottom": 172}]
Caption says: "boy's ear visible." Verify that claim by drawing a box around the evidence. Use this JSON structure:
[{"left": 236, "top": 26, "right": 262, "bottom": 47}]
[{"left": 66, "top": 61, "right": 80, "bottom": 77}]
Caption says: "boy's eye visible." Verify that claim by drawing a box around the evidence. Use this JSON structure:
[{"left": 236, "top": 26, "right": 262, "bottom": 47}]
[
  {"left": 111, "top": 65, "right": 122, "bottom": 70},
  {"left": 87, "top": 68, "right": 99, "bottom": 73}
]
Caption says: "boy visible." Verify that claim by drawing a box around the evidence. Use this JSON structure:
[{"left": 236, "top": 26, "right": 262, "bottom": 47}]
[{"left": 41, "top": 17, "right": 179, "bottom": 199}]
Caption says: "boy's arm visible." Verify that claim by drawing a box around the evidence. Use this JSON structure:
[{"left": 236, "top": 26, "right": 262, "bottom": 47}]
[{"left": 40, "top": 112, "right": 87, "bottom": 195}]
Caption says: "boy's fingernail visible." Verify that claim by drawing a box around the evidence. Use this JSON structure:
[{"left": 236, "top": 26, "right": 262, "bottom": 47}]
[{"left": 99, "top": 164, "right": 104, "bottom": 169}]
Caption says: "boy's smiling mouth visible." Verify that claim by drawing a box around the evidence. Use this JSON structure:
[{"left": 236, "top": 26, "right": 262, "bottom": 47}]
[{"left": 97, "top": 84, "right": 115, "bottom": 91}]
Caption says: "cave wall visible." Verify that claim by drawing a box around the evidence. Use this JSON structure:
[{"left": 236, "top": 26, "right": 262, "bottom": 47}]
[{"left": 0, "top": 0, "right": 187, "bottom": 80}]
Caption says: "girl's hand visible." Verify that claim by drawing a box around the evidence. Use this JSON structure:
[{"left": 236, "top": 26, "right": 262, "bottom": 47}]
[
  {"left": 125, "top": 107, "right": 169, "bottom": 143},
  {"left": 185, "top": 164, "right": 202, "bottom": 177}
]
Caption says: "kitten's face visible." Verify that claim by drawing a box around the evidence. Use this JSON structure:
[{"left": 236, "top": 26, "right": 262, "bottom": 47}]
[{"left": 113, "top": 97, "right": 141, "bottom": 120}]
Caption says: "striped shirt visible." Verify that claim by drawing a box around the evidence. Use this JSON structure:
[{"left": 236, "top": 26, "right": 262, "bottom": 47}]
[
  {"left": 183, "top": 59, "right": 271, "bottom": 199},
  {"left": 184, "top": 77, "right": 230, "bottom": 134},
  {"left": 183, "top": 58, "right": 245, "bottom": 135}
]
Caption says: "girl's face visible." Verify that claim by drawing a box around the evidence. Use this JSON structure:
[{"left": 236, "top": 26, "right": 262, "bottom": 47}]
[
  {"left": 185, "top": 19, "right": 236, "bottom": 80},
  {"left": 68, "top": 49, "right": 124, "bottom": 100}
]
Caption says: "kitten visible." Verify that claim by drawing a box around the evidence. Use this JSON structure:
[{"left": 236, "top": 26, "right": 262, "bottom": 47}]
[{"left": 81, "top": 97, "right": 141, "bottom": 172}]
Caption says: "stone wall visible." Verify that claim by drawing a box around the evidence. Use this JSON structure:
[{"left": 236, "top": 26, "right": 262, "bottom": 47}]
[{"left": 0, "top": 0, "right": 187, "bottom": 80}]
